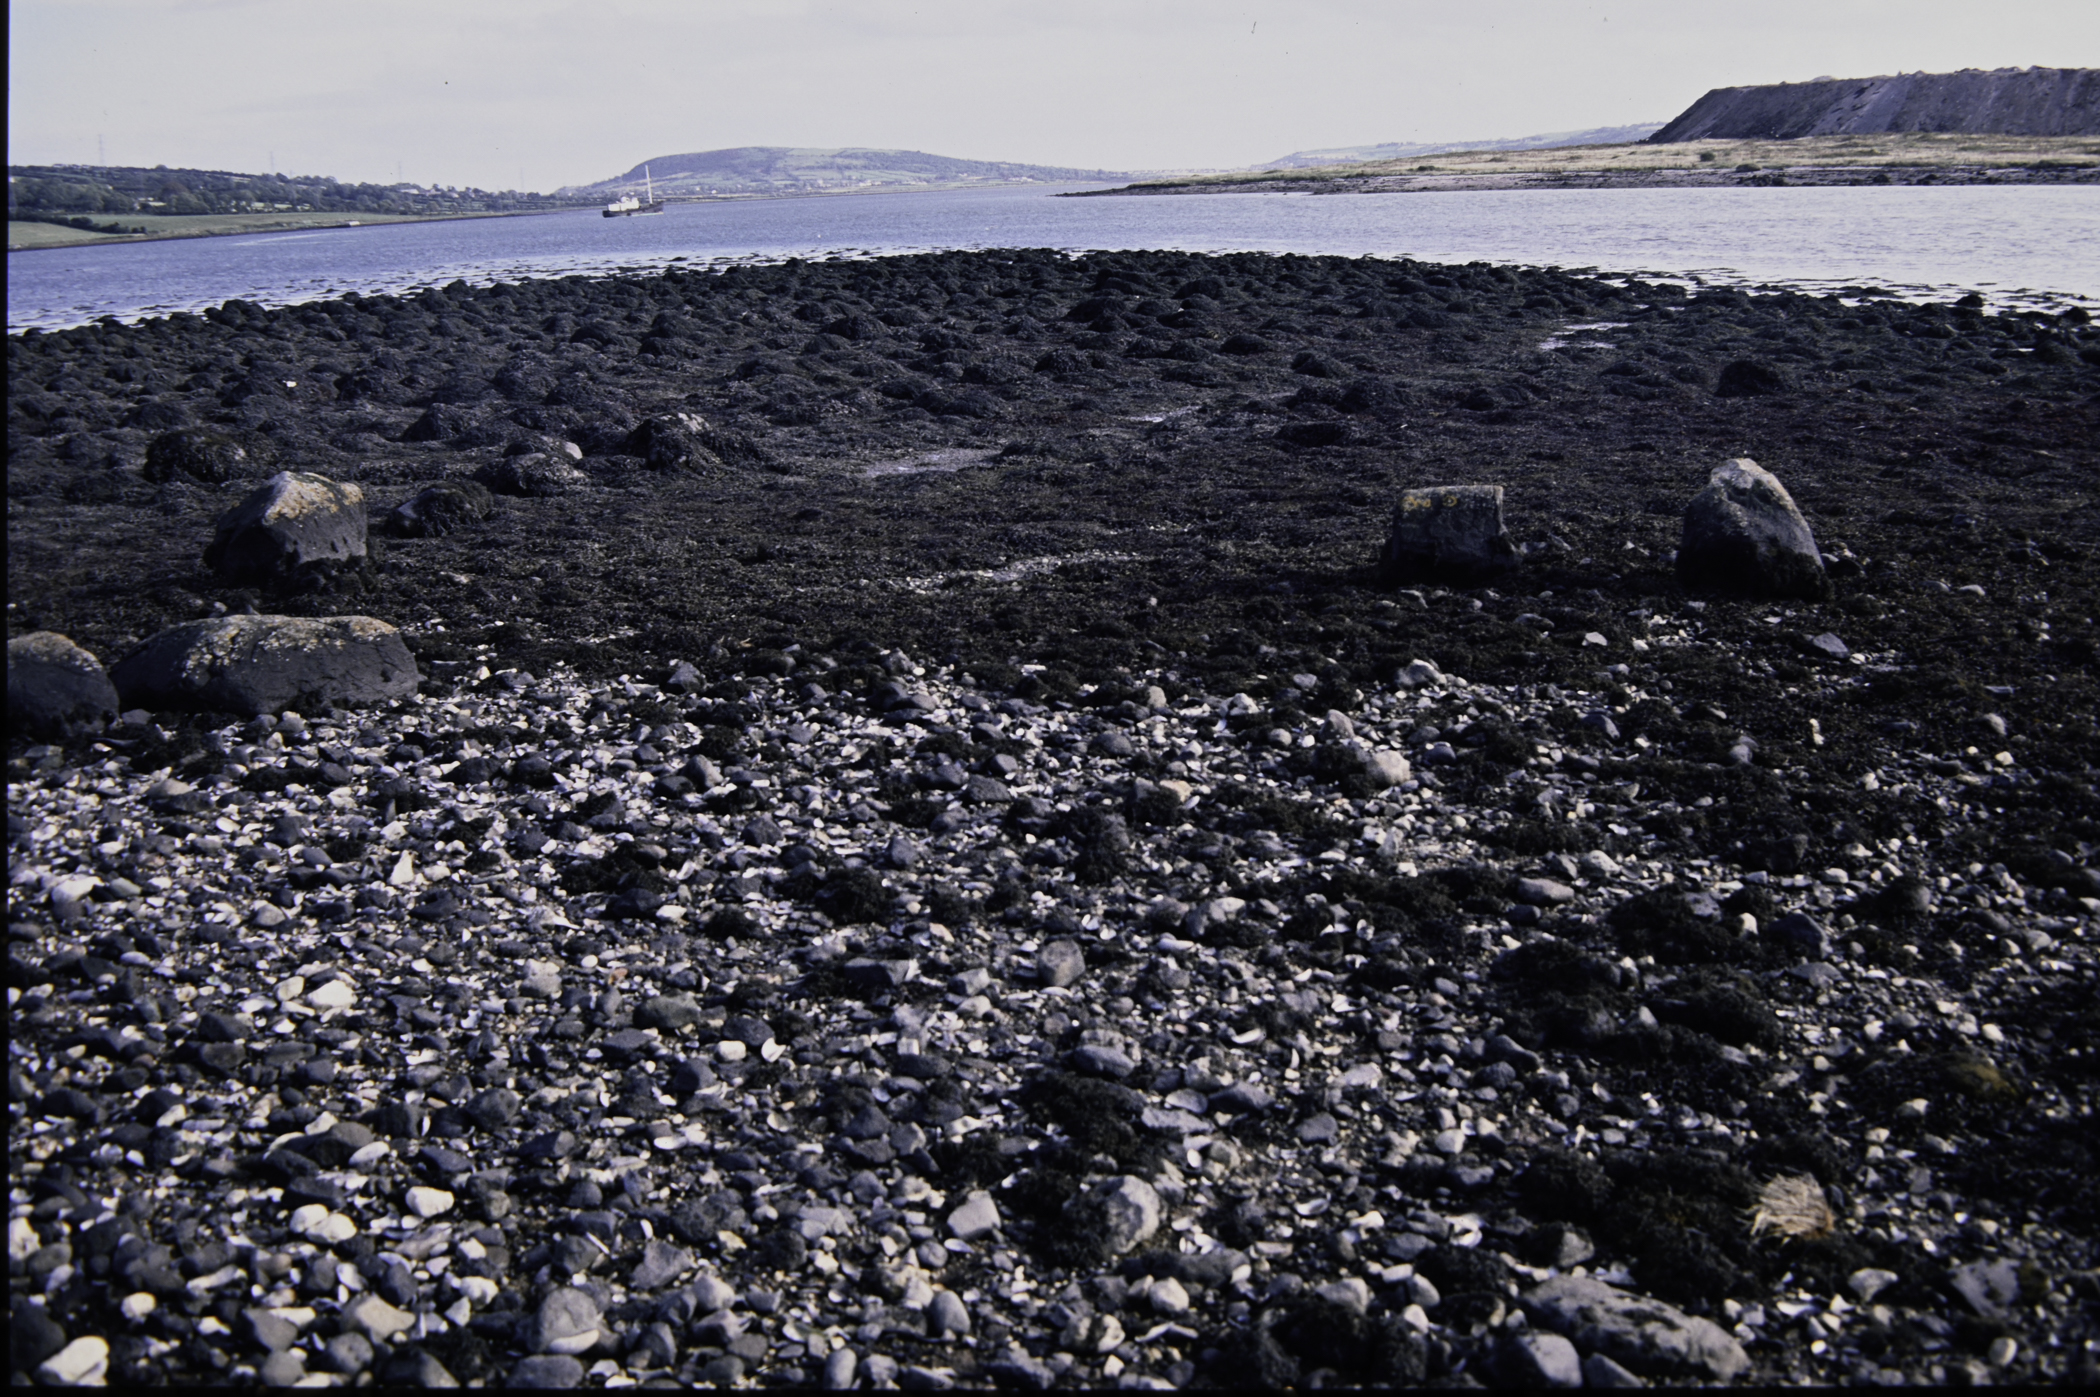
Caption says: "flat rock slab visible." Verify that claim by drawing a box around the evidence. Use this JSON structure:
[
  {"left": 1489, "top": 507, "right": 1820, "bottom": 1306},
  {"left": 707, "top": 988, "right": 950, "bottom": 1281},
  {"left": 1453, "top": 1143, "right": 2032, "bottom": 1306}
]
[
  {"left": 1678, "top": 457, "right": 1829, "bottom": 600},
  {"left": 1384, "top": 484, "right": 1517, "bottom": 580},
  {"left": 1522, "top": 1275, "right": 1750, "bottom": 1382},
  {"left": 204, "top": 472, "right": 367, "bottom": 585},
  {"left": 8, "top": 631, "right": 119, "bottom": 740},
  {"left": 110, "top": 615, "right": 418, "bottom": 717}
]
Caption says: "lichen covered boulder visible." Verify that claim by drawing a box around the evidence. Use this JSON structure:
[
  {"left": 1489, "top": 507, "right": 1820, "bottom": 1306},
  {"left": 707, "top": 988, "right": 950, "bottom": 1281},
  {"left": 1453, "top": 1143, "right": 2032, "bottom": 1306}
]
[
  {"left": 111, "top": 615, "right": 418, "bottom": 717},
  {"left": 203, "top": 472, "right": 367, "bottom": 585},
  {"left": 1383, "top": 484, "right": 1518, "bottom": 581},
  {"left": 8, "top": 632, "right": 120, "bottom": 739},
  {"left": 1677, "top": 457, "right": 1829, "bottom": 600}
]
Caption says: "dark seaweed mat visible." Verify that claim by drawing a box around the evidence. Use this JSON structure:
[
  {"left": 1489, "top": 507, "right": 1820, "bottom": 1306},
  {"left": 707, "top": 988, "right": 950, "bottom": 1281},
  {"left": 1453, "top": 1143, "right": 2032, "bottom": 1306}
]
[{"left": 9, "top": 248, "right": 2100, "bottom": 1385}]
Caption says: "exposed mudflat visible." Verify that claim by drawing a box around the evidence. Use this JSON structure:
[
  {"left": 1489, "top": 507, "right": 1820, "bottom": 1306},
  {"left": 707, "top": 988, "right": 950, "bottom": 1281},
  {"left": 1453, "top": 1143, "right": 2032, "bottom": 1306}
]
[{"left": 8, "top": 249, "right": 2100, "bottom": 1389}]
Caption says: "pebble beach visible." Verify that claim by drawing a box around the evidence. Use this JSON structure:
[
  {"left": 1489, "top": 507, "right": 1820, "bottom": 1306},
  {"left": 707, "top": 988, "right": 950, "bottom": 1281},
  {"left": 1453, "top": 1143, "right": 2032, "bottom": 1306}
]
[{"left": 9, "top": 246, "right": 2100, "bottom": 1387}]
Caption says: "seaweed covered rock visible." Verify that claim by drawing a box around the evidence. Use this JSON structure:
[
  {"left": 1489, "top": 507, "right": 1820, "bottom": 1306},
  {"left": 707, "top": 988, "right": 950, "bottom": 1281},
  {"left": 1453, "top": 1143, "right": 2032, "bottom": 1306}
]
[
  {"left": 1382, "top": 484, "right": 1517, "bottom": 581},
  {"left": 8, "top": 632, "right": 119, "bottom": 740},
  {"left": 386, "top": 481, "right": 493, "bottom": 538},
  {"left": 474, "top": 453, "right": 588, "bottom": 498},
  {"left": 624, "top": 412, "right": 724, "bottom": 472},
  {"left": 111, "top": 615, "right": 418, "bottom": 717},
  {"left": 142, "top": 427, "right": 249, "bottom": 484},
  {"left": 1677, "top": 458, "right": 1830, "bottom": 600},
  {"left": 203, "top": 472, "right": 367, "bottom": 586}
]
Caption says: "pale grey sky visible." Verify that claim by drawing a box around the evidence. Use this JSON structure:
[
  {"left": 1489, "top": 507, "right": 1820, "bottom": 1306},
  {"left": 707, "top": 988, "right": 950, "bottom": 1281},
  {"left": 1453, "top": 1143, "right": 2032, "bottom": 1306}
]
[{"left": 9, "top": 0, "right": 2097, "bottom": 190}]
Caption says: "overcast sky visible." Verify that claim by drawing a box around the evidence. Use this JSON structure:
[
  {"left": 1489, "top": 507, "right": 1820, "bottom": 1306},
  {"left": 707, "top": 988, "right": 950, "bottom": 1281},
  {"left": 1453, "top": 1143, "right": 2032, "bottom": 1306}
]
[{"left": 9, "top": 0, "right": 2097, "bottom": 190}]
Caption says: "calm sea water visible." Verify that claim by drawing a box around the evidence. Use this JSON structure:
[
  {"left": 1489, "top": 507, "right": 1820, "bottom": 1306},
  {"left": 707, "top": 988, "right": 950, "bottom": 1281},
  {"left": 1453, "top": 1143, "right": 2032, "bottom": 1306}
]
[{"left": 8, "top": 182, "right": 2096, "bottom": 332}]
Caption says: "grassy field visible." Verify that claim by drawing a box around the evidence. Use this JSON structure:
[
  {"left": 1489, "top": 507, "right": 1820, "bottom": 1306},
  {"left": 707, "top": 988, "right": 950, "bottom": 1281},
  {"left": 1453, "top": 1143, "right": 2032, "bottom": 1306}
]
[
  {"left": 1146, "top": 131, "right": 2100, "bottom": 189},
  {"left": 6, "top": 208, "right": 528, "bottom": 252}
]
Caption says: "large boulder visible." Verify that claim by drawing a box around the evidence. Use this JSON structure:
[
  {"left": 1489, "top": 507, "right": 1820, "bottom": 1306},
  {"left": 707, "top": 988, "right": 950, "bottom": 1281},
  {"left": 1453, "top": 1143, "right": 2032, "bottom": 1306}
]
[
  {"left": 1677, "top": 458, "right": 1830, "bottom": 600},
  {"left": 1383, "top": 484, "right": 1518, "bottom": 580},
  {"left": 8, "top": 633, "right": 120, "bottom": 740},
  {"left": 142, "top": 428, "right": 249, "bottom": 484},
  {"left": 111, "top": 616, "right": 418, "bottom": 717},
  {"left": 204, "top": 472, "right": 368, "bottom": 586},
  {"left": 386, "top": 481, "right": 493, "bottom": 538},
  {"left": 1521, "top": 1276, "right": 1749, "bottom": 1382},
  {"left": 474, "top": 453, "right": 587, "bottom": 498}
]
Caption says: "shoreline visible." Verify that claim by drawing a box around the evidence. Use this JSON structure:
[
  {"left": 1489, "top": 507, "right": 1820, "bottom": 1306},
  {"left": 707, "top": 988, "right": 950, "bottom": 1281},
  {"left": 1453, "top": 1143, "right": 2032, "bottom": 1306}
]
[
  {"left": 1075, "top": 163, "right": 2100, "bottom": 197},
  {"left": 8, "top": 247, "right": 2099, "bottom": 1390},
  {"left": 5, "top": 206, "right": 580, "bottom": 254}
]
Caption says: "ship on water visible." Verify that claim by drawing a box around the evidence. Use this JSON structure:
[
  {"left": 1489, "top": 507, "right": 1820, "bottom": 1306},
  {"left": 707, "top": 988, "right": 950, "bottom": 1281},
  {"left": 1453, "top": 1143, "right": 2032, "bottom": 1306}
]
[{"left": 604, "top": 165, "right": 666, "bottom": 217}]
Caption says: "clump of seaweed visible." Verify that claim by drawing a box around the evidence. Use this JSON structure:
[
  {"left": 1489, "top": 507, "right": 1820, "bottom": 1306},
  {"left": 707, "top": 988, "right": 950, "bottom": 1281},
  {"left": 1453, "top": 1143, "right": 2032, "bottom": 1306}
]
[{"left": 1750, "top": 1174, "right": 1836, "bottom": 1240}]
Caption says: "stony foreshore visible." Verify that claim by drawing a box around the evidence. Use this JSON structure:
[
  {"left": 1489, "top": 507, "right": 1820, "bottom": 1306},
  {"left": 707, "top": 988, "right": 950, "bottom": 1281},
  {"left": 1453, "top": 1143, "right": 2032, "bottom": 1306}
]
[
  {"left": 1078, "top": 162, "right": 2100, "bottom": 198},
  {"left": 8, "top": 248, "right": 2100, "bottom": 1388}
]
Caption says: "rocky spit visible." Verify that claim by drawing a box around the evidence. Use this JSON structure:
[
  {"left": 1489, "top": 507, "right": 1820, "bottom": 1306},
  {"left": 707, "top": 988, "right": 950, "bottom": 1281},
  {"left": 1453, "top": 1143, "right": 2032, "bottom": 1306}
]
[{"left": 8, "top": 247, "right": 2100, "bottom": 1388}]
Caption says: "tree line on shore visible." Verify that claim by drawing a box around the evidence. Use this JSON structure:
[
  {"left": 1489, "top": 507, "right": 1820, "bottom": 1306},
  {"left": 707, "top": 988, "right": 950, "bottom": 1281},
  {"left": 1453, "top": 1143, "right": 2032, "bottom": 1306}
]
[{"left": 7, "top": 163, "right": 594, "bottom": 220}]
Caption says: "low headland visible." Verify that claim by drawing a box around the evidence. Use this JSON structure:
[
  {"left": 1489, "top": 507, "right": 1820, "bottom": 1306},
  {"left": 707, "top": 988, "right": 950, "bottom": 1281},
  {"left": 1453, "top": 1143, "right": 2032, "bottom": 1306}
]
[
  {"left": 1077, "top": 131, "right": 2100, "bottom": 197},
  {"left": 8, "top": 247, "right": 2099, "bottom": 1388},
  {"left": 5, "top": 208, "right": 547, "bottom": 253}
]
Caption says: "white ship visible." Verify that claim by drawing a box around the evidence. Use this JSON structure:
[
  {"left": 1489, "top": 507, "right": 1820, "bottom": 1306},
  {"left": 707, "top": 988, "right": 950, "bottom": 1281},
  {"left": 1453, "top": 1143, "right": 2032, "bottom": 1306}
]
[{"left": 604, "top": 165, "right": 666, "bottom": 217}]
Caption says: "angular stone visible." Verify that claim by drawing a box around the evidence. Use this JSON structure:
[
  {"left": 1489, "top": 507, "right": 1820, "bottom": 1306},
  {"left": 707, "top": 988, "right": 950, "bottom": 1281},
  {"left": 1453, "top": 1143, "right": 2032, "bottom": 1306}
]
[
  {"left": 1809, "top": 632, "right": 1850, "bottom": 660},
  {"left": 1677, "top": 458, "right": 1829, "bottom": 600},
  {"left": 1522, "top": 1276, "right": 1748, "bottom": 1381},
  {"left": 204, "top": 472, "right": 367, "bottom": 585},
  {"left": 636, "top": 994, "right": 705, "bottom": 1030},
  {"left": 1515, "top": 877, "right": 1577, "bottom": 906},
  {"left": 842, "top": 957, "right": 916, "bottom": 993},
  {"left": 111, "top": 615, "right": 418, "bottom": 718},
  {"left": 8, "top": 632, "right": 119, "bottom": 740},
  {"left": 1036, "top": 938, "right": 1086, "bottom": 988},
  {"left": 947, "top": 1191, "right": 1002, "bottom": 1241},
  {"left": 1498, "top": 1330, "right": 1583, "bottom": 1388},
  {"left": 631, "top": 1239, "right": 695, "bottom": 1290},
  {"left": 244, "top": 1306, "right": 302, "bottom": 1352},
  {"left": 1383, "top": 484, "right": 1518, "bottom": 580},
  {"left": 1208, "top": 1082, "right": 1273, "bottom": 1113},
  {"left": 1581, "top": 1352, "right": 1647, "bottom": 1388},
  {"left": 964, "top": 774, "right": 1014, "bottom": 804},
  {"left": 1357, "top": 747, "right": 1413, "bottom": 789},
  {"left": 1068, "top": 1044, "right": 1133, "bottom": 1078},
  {"left": 1847, "top": 1268, "right": 1899, "bottom": 1304},
  {"left": 464, "top": 1086, "right": 521, "bottom": 1130},
  {"left": 343, "top": 1293, "right": 415, "bottom": 1343},
  {"left": 1949, "top": 1258, "right": 2021, "bottom": 1320}
]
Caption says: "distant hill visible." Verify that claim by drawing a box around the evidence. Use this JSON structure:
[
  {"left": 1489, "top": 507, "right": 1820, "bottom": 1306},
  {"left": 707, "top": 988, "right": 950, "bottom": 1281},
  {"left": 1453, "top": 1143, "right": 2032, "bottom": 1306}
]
[
  {"left": 565, "top": 147, "right": 1133, "bottom": 197},
  {"left": 1649, "top": 66, "right": 2100, "bottom": 141},
  {"left": 1259, "top": 124, "right": 1664, "bottom": 170}
]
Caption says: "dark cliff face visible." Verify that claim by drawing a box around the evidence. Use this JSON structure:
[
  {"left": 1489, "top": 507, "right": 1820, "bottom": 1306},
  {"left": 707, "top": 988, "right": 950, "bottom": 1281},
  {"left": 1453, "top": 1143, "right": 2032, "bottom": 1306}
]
[{"left": 1648, "top": 66, "right": 2100, "bottom": 141}]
